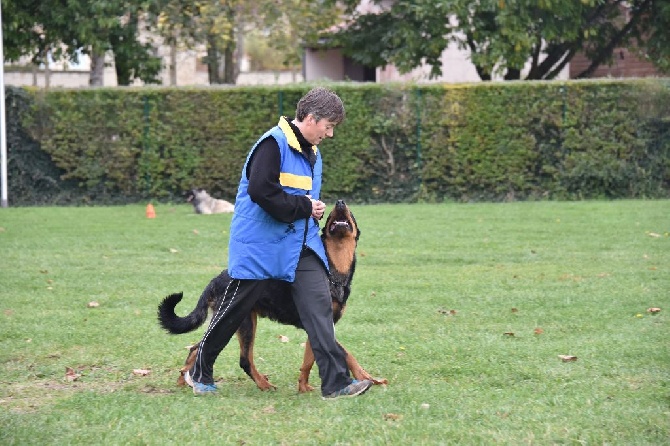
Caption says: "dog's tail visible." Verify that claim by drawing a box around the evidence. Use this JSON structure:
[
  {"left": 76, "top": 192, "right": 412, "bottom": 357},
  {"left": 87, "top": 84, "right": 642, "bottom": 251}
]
[{"left": 157, "top": 291, "right": 209, "bottom": 334}]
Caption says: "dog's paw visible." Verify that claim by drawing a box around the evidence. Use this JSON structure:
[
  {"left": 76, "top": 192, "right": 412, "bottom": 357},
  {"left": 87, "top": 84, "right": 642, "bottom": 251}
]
[{"left": 298, "top": 382, "right": 315, "bottom": 393}]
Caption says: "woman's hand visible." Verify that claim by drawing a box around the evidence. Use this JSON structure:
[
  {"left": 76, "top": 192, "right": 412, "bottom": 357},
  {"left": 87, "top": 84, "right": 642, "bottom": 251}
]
[{"left": 307, "top": 195, "right": 326, "bottom": 220}]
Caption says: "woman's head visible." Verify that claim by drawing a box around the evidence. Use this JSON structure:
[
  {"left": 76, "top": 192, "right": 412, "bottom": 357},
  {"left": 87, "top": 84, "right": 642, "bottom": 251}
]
[{"left": 295, "top": 87, "right": 345, "bottom": 125}]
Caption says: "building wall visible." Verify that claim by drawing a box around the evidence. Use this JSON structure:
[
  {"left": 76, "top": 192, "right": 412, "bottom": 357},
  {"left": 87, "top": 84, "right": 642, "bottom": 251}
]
[
  {"left": 570, "top": 48, "right": 661, "bottom": 79},
  {"left": 304, "top": 48, "right": 344, "bottom": 81}
]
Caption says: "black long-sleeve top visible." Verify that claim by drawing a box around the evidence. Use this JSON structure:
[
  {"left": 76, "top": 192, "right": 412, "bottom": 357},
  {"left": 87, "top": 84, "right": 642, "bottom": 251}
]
[{"left": 246, "top": 118, "right": 317, "bottom": 224}]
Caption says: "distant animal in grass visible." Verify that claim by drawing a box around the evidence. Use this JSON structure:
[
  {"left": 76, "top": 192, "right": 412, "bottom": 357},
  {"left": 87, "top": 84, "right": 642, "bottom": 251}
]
[{"left": 186, "top": 188, "right": 234, "bottom": 214}]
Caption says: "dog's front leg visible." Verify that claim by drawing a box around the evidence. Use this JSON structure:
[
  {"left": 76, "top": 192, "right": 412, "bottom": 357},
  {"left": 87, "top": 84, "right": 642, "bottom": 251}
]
[
  {"left": 298, "top": 340, "right": 316, "bottom": 392},
  {"left": 340, "top": 342, "right": 389, "bottom": 386},
  {"left": 237, "top": 311, "right": 277, "bottom": 390}
]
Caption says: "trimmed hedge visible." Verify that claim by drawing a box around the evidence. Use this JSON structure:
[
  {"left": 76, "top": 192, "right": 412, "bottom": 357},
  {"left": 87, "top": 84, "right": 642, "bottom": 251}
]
[{"left": 5, "top": 79, "right": 670, "bottom": 206}]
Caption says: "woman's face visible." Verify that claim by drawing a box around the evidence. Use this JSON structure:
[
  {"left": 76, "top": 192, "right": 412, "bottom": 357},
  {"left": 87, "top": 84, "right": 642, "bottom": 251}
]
[{"left": 302, "top": 115, "right": 336, "bottom": 145}]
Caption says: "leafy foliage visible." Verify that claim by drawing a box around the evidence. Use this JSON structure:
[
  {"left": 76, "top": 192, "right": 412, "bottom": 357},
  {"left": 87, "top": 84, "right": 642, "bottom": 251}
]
[
  {"left": 6, "top": 80, "right": 670, "bottom": 206},
  {"left": 327, "top": 0, "right": 670, "bottom": 80},
  {"left": 2, "top": 0, "right": 162, "bottom": 85}
]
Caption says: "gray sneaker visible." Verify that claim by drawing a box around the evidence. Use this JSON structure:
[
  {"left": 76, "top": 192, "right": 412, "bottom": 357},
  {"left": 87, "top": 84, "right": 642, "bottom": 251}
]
[
  {"left": 184, "top": 370, "right": 217, "bottom": 395},
  {"left": 323, "top": 379, "right": 373, "bottom": 400}
]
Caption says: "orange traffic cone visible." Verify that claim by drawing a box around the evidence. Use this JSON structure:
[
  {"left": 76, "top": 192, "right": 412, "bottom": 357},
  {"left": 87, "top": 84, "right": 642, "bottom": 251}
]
[{"left": 146, "top": 203, "right": 156, "bottom": 218}]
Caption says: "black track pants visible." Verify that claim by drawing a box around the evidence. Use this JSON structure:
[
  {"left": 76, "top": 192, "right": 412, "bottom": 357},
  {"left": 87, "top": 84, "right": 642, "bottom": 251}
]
[
  {"left": 190, "top": 252, "right": 351, "bottom": 395},
  {"left": 291, "top": 252, "right": 351, "bottom": 396},
  {"left": 189, "top": 278, "right": 268, "bottom": 385}
]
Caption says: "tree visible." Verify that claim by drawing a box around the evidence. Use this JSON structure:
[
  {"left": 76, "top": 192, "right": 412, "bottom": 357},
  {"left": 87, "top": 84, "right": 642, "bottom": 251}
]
[
  {"left": 148, "top": 0, "right": 240, "bottom": 84},
  {"left": 258, "top": 0, "right": 345, "bottom": 77},
  {"left": 326, "top": 0, "right": 670, "bottom": 81},
  {"left": 147, "top": 0, "right": 345, "bottom": 85},
  {"left": 2, "top": 0, "right": 162, "bottom": 86},
  {"left": 2, "top": 0, "right": 87, "bottom": 66}
]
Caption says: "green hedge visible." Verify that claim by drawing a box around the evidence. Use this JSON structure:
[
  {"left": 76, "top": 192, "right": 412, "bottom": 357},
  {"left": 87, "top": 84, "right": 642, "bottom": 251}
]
[{"left": 5, "top": 79, "right": 669, "bottom": 206}]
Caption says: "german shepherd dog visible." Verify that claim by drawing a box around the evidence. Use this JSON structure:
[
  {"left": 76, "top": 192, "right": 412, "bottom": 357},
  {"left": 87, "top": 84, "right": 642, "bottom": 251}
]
[{"left": 157, "top": 200, "right": 387, "bottom": 392}]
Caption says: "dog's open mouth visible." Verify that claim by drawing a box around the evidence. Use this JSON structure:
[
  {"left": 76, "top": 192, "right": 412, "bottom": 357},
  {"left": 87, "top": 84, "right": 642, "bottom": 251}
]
[{"left": 329, "top": 220, "right": 351, "bottom": 233}]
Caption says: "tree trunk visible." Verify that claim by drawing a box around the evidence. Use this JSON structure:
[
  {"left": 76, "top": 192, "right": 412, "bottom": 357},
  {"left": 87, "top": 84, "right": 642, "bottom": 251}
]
[
  {"left": 223, "top": 44, "right": 236, "bottom": 84},
  {"left": 43, "top": 49, "right": 51, "bottom": 89},
  {"left": 206, "top": 36, "right": 222, "bottom": 84},
  {"left": 170, "top": 44, "right": 178, "bottom": 86},
  {"left": 504, "top": 67, "right": 521, "bottom": 80},
  {"left": 89, "top": 52, "right": 106, "bottom": 86}
]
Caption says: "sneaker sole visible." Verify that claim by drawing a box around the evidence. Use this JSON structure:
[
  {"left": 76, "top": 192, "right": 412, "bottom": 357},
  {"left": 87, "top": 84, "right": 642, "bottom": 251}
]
[{"left": 193, "top": 388, "right": 217, "bottom": 396}]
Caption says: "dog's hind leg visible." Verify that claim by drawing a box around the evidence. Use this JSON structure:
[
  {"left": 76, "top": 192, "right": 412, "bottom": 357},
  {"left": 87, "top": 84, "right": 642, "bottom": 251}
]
[
  {"left": 177, "top": 343, "right": 200, "bottom": 386},
  {"left": 237, "top": 311, "right": 277, "bottom": 391}
]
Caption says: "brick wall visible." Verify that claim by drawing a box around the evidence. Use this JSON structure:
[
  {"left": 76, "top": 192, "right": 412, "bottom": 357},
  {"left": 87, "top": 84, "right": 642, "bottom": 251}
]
[{"left": 570, "top": 48, "right": 661, "bottom": 79}]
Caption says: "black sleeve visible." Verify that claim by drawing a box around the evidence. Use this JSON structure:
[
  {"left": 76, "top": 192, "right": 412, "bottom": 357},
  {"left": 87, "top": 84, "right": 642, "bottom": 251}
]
[{"left": 246, "top": 137, "right": 313, "bottom": 223}]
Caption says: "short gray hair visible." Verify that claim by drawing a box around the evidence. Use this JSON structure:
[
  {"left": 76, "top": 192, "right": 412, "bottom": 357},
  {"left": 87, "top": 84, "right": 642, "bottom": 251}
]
[{"left": 295, "top": 87, "right": 345, "bottom": 124}]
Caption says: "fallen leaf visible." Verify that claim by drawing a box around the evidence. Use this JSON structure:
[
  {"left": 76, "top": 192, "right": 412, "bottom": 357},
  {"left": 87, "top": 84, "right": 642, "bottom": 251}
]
[
  {"left": 261, "top": 406, "right": 276, "bottom": 414},
  {"left": 383, "top": 413, "right": 402, "bottom": 421},
  {"left": 558, "top": 355, "right": 578, "bottom": 362},
  {"left": 438, "top": 309, "right": 457, "bottom": 316},
  {"left": 511, "top": 308, "right": 519, "bottom": 313},
  {"left": 534, "top": 328, "right": 544, "bottom": 335},
  {"left": 132, "top": 369, "right": 151, "bottom": 376},
  {"left": 193, "top": 229, "right": 199, "bottom": 235},
  {"left": 65, "top": 367, "right": 81, "bottom": 382},
  {"left": 278, "top": 335, "right": 289, "bottom": 343},
  {"left": 503, "top": 332, "right": 515, "bottom": 337},
  {"left": 87, "top": 301, "right": 100, "bottom": 308},
  {"left": 647, "top": 307, "right": 661, "bottom": 314}
]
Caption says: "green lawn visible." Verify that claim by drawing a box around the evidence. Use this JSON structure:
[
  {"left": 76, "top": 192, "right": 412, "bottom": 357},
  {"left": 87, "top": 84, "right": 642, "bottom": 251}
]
[{"left": 0, "top": 200, "right": 668, "bottom": 445}]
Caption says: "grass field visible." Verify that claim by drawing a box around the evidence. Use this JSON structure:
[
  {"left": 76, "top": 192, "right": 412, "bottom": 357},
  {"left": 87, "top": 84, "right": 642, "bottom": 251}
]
[{"left": 0, "top": 200, "right": 668, "bottom": 445}]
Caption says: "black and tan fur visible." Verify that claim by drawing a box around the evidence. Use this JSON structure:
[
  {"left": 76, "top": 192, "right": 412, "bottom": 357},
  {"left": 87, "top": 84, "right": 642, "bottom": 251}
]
[{"left": 157, "top": 200, "right": 387, "bottom": 392}]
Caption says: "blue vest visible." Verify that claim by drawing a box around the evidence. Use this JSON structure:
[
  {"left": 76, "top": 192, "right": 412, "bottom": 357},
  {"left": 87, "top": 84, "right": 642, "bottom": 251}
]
[{"left": 227, "top": 117, "right": 329, "bottom": 282}]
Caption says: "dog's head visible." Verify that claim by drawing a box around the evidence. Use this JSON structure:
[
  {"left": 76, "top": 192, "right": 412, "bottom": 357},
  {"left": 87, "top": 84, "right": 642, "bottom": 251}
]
[
  {"left": 185, "top": 188, "right": 207, "bottom": 204},
  {"left": 321, "top": 199, "right": 360, "bottom": 244},
  {"left": 321, "top": 200, "right": 359, "bottom": 311}
]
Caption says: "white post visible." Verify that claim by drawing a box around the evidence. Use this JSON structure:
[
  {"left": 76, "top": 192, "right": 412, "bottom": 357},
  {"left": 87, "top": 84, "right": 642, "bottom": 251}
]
[{"left": 0, "top": 2, "right": 8, "bottom": 208}]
